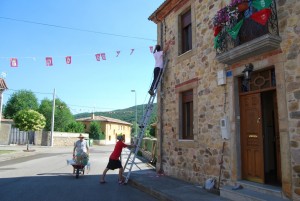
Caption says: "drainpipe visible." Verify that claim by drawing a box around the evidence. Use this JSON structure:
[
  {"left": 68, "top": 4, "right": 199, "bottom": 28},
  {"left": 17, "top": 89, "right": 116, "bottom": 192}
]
[{"left": 158, "top": 20, "right": 164, "bottom": 174}]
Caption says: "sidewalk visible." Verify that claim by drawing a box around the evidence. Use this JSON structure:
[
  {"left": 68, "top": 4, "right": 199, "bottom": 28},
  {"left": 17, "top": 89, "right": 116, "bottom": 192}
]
[
  {"left": 0, "top": 145, "right": 230, "bottom": 201},
  {"left": 128, "top": 169, "right": 229, "bottom": 201},
  {"left": 122, "top": 149, "right": 231, "bottom": 201}
]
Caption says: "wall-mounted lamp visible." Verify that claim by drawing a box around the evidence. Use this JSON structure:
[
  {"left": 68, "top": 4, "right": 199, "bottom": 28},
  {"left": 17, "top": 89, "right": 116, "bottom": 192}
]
[
  {"left": 242, "top": 63, "right": 254, "bottom": 92},
  {"left": 242, "top": 63, "right": 254, "bottom": 80}
]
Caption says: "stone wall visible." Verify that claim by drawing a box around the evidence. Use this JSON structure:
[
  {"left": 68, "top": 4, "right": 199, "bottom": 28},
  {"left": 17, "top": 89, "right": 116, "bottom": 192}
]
[
  {"left": 0, "top": 121, "right": 12, "bottom": 145},
  {"left": 33, "top": 131, "right": 89, "bottom": 147},
  {"left": 52, "top": 132, "right": 89, "bottom": 146},
  {"left": 152, "top": 0, "right": 300, "bottom": 199}
]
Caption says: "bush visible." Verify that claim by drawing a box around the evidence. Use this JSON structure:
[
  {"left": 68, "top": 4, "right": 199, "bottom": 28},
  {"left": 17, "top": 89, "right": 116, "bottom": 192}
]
[
  {"left": 64, "top": 121, "right": 85, "bottom": 133},
  {"left": 89, "top": 121, "right": 102, "bottom": 139}
]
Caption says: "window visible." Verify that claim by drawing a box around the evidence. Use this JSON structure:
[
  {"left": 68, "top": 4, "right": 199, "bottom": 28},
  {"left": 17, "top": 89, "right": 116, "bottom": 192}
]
[
  {"left": 181, "top": 9, "right": 192, "bottom": 54},
  {"left": 181, "top": 89, "right": 193, "bottom": 139}
]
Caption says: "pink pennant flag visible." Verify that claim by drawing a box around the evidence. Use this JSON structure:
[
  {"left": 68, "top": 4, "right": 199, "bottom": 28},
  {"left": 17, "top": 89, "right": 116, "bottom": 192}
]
[
  {"left": 149, "top": 46, "right": 153, "bottom": 53},
  {"left": 95, "top": 54, "right": 101, "bottom": 61},
  {"left": 10, "top": 58, "right": 18, "bottom": 67},
  {"left": 130, "top": 49, "right": 135, "bottom": 55},
  {"left": 116, "top": 51, "right": 120, "bottom": 57},
  {"left": 46, "top": 57, "right": 53, "bottom": 66},
  {"left": 101, "top": 53, "right": 106, "bottom": 60},
  {"left": 66, "top": 56, "right": 72, "bottom": 64}
]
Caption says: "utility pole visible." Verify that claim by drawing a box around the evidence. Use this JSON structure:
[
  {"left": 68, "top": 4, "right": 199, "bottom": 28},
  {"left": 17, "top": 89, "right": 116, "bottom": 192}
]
[
  {"left": 50, "top": 88, "right": 56, "bottom": 147},
  {"left": 0, "top": 77, "right": 8, "bottom": 130}
]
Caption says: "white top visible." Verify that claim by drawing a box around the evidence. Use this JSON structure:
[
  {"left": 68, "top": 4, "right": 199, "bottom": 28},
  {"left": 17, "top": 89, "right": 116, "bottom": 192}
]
[
  {"left": 74, "top": 140, "right": 89, "bottom": 154},
  {"left": 153, "top": 51, "right": 164, "bottom": 69}
]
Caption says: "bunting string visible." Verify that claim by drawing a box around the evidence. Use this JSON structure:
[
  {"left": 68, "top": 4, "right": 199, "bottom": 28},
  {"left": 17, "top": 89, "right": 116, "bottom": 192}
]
[{"left": 1, "top": 46, "right": 155, "bottom": 67}]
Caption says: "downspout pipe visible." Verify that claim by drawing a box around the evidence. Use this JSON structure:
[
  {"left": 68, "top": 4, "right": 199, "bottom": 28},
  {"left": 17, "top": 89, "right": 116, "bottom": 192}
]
[{"left": 158, "top": 20, "right": 164, "bottom": 174}]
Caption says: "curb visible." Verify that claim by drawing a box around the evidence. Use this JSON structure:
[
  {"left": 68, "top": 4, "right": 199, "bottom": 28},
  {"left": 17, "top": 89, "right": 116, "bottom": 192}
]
[{"left": 128, "top": 178, "right": 174, "bottom": 201}]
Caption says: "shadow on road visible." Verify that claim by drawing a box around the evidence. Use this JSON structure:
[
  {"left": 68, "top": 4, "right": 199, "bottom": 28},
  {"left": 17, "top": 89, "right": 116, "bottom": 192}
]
[{"left": 0, "top": 174, "right": 158, "bottom": 201}]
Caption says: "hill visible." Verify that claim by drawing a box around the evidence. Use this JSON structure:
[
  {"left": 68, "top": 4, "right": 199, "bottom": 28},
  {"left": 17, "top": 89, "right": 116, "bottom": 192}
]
[{"left": 74, "top": 103, "right": 157, "bottom": 125}]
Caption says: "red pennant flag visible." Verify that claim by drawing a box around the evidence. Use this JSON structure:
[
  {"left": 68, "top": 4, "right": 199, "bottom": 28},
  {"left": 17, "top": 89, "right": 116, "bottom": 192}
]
[
  {"left": 66, "top": 56, "right": 71, "bottom": 64},
  {"left": 116, "top": 51, "right": 120, "bottom": 57},
  {"left": 10, "top": 58, "right": 18, "bottom": 67},
  {"left": 130, "top": 49, "right": 134, "bottom": 55},
  {"left": 46, "top": 57, "right": 53, "bottom": 66},
  {"left": 213, "top": 26, "right": 222, "bottom": 37},
  {"left": 149, "top": 46, "right": 153, "bottom": 53},
  {"left": 250, "top": 8, "right": 271, "bottom": 25},
  {"left": 101, "top": 53, "right": 106, "bottom": 60},
  {"left": 95, "top": 54, "right": 101, "bottom": 61}
]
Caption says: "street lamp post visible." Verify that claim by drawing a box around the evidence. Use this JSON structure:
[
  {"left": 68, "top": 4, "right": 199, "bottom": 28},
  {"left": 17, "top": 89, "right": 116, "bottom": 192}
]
[{"left": 131, "top": 90, "right": 137, "bottom": 137}]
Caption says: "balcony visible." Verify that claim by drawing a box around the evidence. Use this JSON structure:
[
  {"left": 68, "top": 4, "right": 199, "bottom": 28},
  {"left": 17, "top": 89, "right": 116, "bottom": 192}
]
[{"left": 214, "top": 0, "right": 281, "bottom": 65}]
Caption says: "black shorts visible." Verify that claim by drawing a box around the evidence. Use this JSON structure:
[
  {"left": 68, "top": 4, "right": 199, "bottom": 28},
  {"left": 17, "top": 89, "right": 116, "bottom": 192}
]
[{"left": 106, "top": 159, "right": 122, "bottom": 170}]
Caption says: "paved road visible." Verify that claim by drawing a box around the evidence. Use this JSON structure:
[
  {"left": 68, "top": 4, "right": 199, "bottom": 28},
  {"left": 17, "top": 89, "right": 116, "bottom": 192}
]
[{"left": 0, "top": 145, "right": 158, "bottom": 201}]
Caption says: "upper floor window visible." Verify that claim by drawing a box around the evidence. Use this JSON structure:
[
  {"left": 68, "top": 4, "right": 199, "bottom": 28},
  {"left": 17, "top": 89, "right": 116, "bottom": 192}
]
[
  {"left": 181, "top": 89, "right": 194, "bottom": 139},
  {"left": 181, "top": 9, "right": 192, "bottom": 54}
]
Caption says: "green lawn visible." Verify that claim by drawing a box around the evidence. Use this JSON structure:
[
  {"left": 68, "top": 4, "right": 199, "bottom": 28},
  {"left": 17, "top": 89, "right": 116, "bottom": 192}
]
[{"left": 0, "top": 150, "right": 16, "bottom": 155}]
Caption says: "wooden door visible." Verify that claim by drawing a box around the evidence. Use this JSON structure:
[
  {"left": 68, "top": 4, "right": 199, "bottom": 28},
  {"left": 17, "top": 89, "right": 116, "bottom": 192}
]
[{"left": 240, "top": 93, "right": 264, "bottom": 183}]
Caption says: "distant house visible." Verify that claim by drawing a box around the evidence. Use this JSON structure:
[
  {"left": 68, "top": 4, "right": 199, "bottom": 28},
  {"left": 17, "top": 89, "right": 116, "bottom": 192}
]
[{"left": 76, "top": 113, "right": 132, "bottom": 145}]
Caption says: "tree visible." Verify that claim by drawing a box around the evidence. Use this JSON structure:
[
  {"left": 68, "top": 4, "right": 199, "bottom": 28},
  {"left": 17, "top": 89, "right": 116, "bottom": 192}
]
[
  {"left": 4, "top": 90, "right": 39, "bottom": 119},
  {"left": 14, "top": 109, "right": 46, "bottom": 151},
  {"left": 39, "top": 98, "right": 74, "bottom": 131},
  {"left": 64, "top": 121, "right": 85, "bottom": 133},
  {"left": 89, "top": 121, "right": 102, "bottom": 139},
  {"left": 38, "top": 98, "right": 52, "bottom": 131}
]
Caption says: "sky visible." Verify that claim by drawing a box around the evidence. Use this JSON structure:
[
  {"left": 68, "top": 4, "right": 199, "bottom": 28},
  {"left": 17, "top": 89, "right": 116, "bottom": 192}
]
[{"left": 0, "top": 0, "right": 164, "bottom": 114}]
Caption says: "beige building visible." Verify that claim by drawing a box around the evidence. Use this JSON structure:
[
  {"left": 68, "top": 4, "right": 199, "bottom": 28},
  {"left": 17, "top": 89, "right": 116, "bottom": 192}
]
[
  {"left": 76, "top": 113, "right": 132, "bottom": 144},
  {"left": 149, "top": 0, "right": 300, "bottom": 200}
]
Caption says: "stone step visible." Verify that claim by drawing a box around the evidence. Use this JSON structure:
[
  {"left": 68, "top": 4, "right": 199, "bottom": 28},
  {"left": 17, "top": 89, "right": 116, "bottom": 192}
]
[
  {"left": 236, "top": 180, "right": 282, "bottom": 198},
  {"left": 220, "top": 186, "right": 287, "bottom": 201}
]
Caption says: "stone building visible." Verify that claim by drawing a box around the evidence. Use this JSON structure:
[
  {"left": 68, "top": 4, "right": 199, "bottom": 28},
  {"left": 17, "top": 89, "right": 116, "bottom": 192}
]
[
  {"left": 76, "top": 113, "right": 132, "bottom": 144},
  {"left": 149, "top": 0, "right": 300, "bottom": 200}
]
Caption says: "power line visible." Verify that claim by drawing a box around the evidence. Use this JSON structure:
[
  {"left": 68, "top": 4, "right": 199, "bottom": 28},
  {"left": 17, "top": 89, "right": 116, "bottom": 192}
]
[
  {"left": 0, "top": 16, "right": 157, "bottom": 42},
  {"left": 6, "top": 88, "right": 52, "bottom": 95}
]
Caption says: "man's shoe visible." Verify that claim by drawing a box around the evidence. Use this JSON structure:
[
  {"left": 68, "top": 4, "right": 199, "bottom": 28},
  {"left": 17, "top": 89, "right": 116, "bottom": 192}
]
[{"left": 148, "top": 90, "right": 154, "bottom": 96}]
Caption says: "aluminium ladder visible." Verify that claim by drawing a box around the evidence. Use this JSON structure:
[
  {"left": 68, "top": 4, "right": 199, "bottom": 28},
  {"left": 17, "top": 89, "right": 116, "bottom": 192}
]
[{"left": 123, "top": 58, "right": 169, "bottom": 184}]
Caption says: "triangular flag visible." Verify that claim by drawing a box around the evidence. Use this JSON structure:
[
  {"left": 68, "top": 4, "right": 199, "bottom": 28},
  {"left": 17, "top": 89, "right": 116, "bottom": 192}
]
[
  {"left": 10, "top": 58, "right": 18, "bottom": 67},
  {"left": 101, "top": 53, "right": 106, "bottom": 60},
  {"left": 66, "top": 56, "right": 71, "bottom": 64},
  {"left": 228, "top": 19, "right": 244, "bottom": 40},
  {"left": 250, "top": 8, "right": 271, "bottom": 25},
  {"left": 252, "top": 0, "right": 272, "bottom": 10},
  {"left": 130, "top": 49, "right": 134, "bottom": 55},
  {"left": 95, "top": 54, "right": 101, "bottom": 61},
  {"left": 46, "top": 57, "right": 53, "bottom": 66},
  {"left": 213, "top": 26, "right": 222, "bottom": 37},
  {"left": 214, "top": 35, "right": 220, "bottom": 49},
  {"left": 116, "top": 51, "right": 120, "bottom": 57},
  {"left": 149, "top": 46, "right": 153, "bottom": 53}
]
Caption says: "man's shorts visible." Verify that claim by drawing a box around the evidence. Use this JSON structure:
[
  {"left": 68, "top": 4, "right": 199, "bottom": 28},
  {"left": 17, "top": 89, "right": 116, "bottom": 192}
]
[{"left": 107, "top": 159, "right": 122, "bottom": 170}]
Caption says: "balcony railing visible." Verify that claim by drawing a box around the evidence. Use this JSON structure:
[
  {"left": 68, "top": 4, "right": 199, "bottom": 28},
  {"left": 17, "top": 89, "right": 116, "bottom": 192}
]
[{"left": 215, "top": 0, "right": 281, "bottom": 64}]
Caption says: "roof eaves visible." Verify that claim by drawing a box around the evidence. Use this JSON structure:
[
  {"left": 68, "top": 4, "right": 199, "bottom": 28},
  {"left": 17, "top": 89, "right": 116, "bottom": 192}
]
[{"left": 148, "top": 0, "right": 169, "bottom": 23}]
